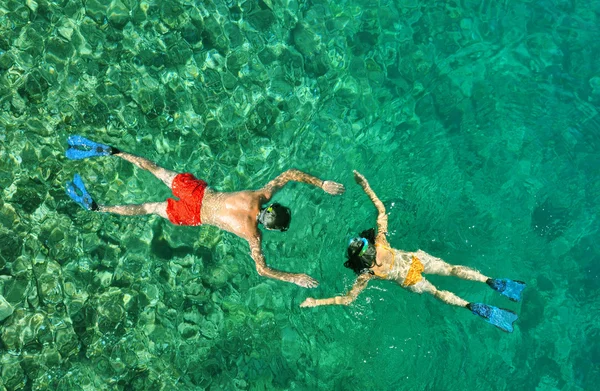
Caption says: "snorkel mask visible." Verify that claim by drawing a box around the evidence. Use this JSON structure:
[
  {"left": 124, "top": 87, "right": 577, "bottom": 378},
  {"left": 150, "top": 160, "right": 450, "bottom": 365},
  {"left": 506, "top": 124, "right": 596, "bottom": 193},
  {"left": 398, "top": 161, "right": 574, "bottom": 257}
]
[
  {"left": 258, "top": 205, "right": 274, "bottom": 226},
  {"left": 258, "top": 203, "right": 291, "bottom": 231},
  {"left": 349, "top": 237, "right": 369, "bottom": 257}
]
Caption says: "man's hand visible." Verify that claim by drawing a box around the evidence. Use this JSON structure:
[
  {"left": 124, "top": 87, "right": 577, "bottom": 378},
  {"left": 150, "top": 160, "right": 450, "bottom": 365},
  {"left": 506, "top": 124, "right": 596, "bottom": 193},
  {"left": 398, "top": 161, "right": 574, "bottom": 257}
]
[
  {"left": 293, "top": 274, "right": 319, "bottom": 288},
  {"left": 300, "top": 297, "right": 317, "bottom": 307},
  {"left": 353, "top": 170, "right": 369, "bottom": 187},
  {"left": 322, "top": 180, "right": 345, "bottom": 195}
]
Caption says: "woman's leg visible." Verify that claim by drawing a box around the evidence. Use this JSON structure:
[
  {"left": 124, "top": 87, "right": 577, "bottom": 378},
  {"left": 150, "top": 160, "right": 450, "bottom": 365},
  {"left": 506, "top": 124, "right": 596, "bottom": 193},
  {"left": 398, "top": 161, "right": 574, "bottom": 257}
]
[
  {"left": 99, "top": 201, "right": 169, "bottom": 220},
  {"left": 415, "top": 250, "right": 489, "bottom": 283},
  {"left": 408, "top": 278, "right": 469, "bottom": 308},
  {"left": 115, "top": 152, "right": 178, "bottom": 188},
  {"left": 409, "top": 278, "right": 519, "bottom": 332}
]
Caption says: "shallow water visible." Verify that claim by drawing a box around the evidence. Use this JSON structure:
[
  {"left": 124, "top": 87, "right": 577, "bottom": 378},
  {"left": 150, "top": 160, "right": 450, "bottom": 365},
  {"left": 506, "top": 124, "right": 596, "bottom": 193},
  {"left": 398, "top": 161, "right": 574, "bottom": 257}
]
[{"left": 1, "top": 0, "right": 599, "bottom": 390}]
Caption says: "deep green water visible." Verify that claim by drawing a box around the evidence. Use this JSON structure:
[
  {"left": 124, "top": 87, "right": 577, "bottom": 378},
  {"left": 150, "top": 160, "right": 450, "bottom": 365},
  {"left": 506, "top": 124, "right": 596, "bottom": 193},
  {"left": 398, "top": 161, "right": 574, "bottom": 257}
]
[{"left": 1, "top": 0, "right": 599, "bottom": 390}]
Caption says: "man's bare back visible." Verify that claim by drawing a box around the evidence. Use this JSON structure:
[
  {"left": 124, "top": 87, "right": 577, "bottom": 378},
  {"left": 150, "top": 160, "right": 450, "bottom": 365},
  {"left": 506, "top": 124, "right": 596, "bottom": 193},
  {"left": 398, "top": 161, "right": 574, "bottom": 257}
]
[{"left": 201, "top": 189, "right": 265, "bottom": 241}]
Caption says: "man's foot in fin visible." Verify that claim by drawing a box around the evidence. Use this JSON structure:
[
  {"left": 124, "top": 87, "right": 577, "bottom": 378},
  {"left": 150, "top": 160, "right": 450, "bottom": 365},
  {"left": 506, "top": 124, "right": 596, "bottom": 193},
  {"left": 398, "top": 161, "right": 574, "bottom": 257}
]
[
  {"left": 467, "top": 303, "right": 518, "bottom": 333},
  {"left": 66, "top": 135, "right": 120, "bottom": 160},
  {"left": 486, "top": 278, "right": 526, "bottom": 302},
  {"left": 66, "top": 174, "right": 98, "bottom": 211}
]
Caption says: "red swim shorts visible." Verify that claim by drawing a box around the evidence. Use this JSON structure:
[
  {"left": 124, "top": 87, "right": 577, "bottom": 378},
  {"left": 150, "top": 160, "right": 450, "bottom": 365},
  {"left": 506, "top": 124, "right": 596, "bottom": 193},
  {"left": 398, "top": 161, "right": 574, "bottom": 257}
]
[{"left": 166, "top": 173, "right": 208, "bottom": 226}]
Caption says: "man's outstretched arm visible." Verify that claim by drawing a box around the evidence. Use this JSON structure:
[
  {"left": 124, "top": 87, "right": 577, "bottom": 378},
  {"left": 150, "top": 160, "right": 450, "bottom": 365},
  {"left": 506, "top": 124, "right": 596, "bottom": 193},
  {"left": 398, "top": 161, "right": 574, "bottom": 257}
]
[
  {"left": 300, "top": 274, "right": 371, "bottom": 307},
  {"left": 261, "top": 169, "right": 345, "bottom": 200},
  {"left": 248, "top": 237, "right": 319, "bottom": 288}
]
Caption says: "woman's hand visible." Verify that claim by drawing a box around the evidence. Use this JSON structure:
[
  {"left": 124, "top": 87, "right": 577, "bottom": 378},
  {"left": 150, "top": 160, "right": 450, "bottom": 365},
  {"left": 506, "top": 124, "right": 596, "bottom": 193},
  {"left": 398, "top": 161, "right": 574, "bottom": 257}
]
[
  {"left": 322, "top": 180, "right": 345, "bottom": 195},
  {"left": 353, "top": 170, "right": 369, "bottom": 187},
  {"left": 300, "top": 297, "right": 318, "bottom": 307}
]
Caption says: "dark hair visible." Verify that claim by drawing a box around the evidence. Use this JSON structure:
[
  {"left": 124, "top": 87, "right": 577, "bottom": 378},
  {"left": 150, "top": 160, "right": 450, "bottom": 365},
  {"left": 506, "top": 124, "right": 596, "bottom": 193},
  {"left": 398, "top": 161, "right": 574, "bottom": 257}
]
[
  {"left": 259, "top": 203, "right": 291, "bottom": 231},
  {"left": 344, "top": 228, "right": 377, "bottom": 275}
]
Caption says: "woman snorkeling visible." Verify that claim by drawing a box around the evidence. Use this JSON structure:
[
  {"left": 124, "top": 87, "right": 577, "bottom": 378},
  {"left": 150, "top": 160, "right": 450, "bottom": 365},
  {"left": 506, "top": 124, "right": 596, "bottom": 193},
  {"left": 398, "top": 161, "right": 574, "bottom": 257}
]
[{"left": 301, "top": 171, "right": 526, "bottom": 332}]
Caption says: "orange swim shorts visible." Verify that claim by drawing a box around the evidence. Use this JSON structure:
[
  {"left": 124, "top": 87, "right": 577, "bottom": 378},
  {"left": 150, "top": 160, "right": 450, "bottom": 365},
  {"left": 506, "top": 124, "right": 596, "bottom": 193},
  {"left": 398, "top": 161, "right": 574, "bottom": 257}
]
[{"left": 166, "top": 173, "right": 208, "bottom": 226}]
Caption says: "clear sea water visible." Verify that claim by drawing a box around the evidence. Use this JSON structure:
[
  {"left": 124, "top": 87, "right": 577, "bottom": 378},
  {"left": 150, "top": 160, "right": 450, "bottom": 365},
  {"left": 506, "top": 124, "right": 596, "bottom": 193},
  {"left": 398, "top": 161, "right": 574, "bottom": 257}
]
[{"left": 1, "top": 0, "right": 599, "bottom": 390}]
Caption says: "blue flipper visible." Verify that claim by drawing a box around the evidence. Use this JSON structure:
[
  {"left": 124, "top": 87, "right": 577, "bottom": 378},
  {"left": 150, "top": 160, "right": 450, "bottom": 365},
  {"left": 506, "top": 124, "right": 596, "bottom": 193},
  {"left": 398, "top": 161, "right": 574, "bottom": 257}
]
[
  {"left": 66, "top": 174, "right": 98, "bottom": 211},
  {"left": 469, "top": 303, "right": 518, "bottom": 333},
  {"left": 487, "top": 278, "right": 526, "bottom": 302},
  {"left": 66, "top": 135, "right": 118, "bottom": 160}
]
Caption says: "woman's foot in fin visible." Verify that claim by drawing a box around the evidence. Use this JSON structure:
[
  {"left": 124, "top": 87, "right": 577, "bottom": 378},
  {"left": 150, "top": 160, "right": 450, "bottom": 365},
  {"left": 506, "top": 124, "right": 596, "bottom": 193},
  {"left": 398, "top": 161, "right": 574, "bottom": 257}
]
[
  {"left": 486, "top": 278, "right": 526, "bottom": 302},
  {"left": 66, "top": 135, "right": 119, "bottom": 160},
  {"left": 66, "top": 174, "right": 98, "bottom": 211},
  {"left": 467, "top": 303, "right": 518, "bottom": 333}
]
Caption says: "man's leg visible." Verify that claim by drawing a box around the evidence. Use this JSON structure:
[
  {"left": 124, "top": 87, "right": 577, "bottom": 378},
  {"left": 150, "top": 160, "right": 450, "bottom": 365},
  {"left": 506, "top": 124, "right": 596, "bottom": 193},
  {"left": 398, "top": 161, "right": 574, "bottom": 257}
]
[
  {"left": 99, "top": 201, "right": 169, "bottom": 220},
  {"left": 115, "top": 152, "right": 178, "bottom": 188},
  {"left": 408, "top": 278, "right": 469, "bottom": 307},
  {"left": 415, "top": 250, "right": 489, "bottom": 283}
]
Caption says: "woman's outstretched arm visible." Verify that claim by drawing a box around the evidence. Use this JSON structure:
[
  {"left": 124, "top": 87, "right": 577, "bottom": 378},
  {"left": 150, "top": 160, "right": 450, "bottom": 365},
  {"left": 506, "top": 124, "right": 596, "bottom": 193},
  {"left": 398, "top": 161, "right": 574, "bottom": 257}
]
[
  {"left": 300, "top": 274, "right": 372, "bottom": 307},
  {"left": 353, "top": 170, "right": 389, "bottom": 239}
]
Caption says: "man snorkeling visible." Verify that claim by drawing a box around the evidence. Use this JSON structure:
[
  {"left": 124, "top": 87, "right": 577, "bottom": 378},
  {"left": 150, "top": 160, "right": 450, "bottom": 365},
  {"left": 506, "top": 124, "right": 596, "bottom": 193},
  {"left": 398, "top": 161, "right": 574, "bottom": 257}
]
[
  {"left": 301, "top": 170, "right": 526, "bottom": 332},
  {"left": 64, "top": 135, "right": 345, "bottom": 288}
]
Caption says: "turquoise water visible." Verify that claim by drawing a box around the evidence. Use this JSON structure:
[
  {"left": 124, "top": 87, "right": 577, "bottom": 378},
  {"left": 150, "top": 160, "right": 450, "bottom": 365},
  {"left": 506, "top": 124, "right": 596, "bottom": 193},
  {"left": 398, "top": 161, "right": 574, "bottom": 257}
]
[{"left": 1, "top": 0, "right": 599, "bottom": 389}]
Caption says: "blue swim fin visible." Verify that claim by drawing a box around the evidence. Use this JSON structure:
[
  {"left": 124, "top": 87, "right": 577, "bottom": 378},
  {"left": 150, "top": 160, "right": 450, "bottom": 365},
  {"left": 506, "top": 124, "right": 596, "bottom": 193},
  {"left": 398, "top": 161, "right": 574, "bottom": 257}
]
[
  {"left": 468, "top": 303, "right": 518, "bottom": 333},
  {"left": 66, "top": 135, "right": 118, "bottom": 160},
  {"left": 66, "top": 174, "right": 98, "bottom": 211},
  {"left": 487, "top": 278, "right": 526, "bottom": 302}
]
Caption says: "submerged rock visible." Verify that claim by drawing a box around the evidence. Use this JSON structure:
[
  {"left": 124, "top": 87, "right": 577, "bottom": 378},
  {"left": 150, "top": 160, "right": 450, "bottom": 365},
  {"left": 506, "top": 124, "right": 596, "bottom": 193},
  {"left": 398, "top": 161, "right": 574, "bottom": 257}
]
[
  {"left": 85, "top": 0, "right": 111, "bottom": 23},
  {"left": 0, "top": 228, "right": 22, "bottom": 263},
  {"left": 55, "top": 321, "right": 79, "bottom": 358},
  {"left": 20, "top": 70, "right": 50, "bottom": 105},
  {"left": 0, "top": 309, "right": 50, "bottom": 350},
  {"left": 0, "top": 295, "right": 14, "bottom": 322},
  {"left": 108, "top": 0, "right": 129, "bottom": 28},
  {"left": 0, "top": 355, "right": 26, "bottom": 390},
  {"left": 292, "top": 24, "right": 320, "bottom": 57},
  {"left": 0, "top": 202, "right": 19, "bottom": 230},
  {"left": 11, "top": 177, "right": 46, "bottom": 214},
  {"left": 177, "top": 322, "right": 200, "bottom": 339},
  {"left": 3, "top": 276, "right": 33, "bottom": 307},
  {"left": 96, "top": 288, "right": 127, "bottom": 331},
  {"left": 34, "top": 260, "right": 64, "bottom": 306},
  {"left": 37, "top": 273, "right": 63, "bottom": 305},
  {"left": 44, "top": 37, "right": 75, "bottom": 71},
  {"left": 160, "top": 1, "right": 189, "bottom": 29}
]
